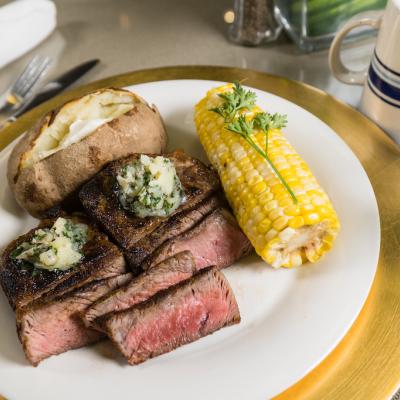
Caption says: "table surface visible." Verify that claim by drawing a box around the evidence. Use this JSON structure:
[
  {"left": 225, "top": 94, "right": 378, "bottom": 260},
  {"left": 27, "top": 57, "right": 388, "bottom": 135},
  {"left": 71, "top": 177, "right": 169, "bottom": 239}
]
[{"left": 0, "top": 0, "right": 375, "bottom": 108}]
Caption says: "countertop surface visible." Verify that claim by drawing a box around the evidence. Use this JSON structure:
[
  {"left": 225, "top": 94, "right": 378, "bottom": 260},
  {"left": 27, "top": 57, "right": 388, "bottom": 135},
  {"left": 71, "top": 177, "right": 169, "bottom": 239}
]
[{"left": 0, "top": 0, "right": 376, "bottom": 109}]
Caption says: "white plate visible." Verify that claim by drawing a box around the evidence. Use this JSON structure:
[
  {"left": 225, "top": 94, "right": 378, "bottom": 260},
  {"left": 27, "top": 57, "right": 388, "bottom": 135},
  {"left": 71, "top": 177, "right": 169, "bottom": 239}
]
[{"left": 0, "top": 80, "right": 380, "bottom": 400}]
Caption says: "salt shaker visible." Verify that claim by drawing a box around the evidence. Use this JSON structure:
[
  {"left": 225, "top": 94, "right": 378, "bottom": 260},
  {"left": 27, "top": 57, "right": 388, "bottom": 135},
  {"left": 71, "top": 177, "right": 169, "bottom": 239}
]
[{"left": 228, "top": 0, "right": 282, "bottom": 46}]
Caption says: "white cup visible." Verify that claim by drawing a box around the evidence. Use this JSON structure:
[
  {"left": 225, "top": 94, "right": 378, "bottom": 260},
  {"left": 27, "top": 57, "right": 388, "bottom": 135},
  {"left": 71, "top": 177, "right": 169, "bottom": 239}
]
[{"left": 329, "top": 0, "right": 400, "bottom": 143}]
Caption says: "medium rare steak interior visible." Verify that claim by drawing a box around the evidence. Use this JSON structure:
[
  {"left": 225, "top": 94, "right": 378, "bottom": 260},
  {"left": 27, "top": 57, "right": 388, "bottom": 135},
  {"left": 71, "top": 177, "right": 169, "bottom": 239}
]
[
  {"left": 104, "top": 268, "right": 240, "bottom": 365},
  {"left": 126, "top": 195, "right": 221, "bottom": 268},
  {"left": 79, "top": 150, "right": 220, "bottom": 271},
  {"left": 142, "top": 208, "right": 253, "bottom": 271},
  {"left": 82, "top": 251, "right": 197, "bottom": 329},
  {"left": 0, "top": 215, "right": 127, "bottom": 310},
  {"left": 17, "top": 273, "right": 133, "bottom": 366}
]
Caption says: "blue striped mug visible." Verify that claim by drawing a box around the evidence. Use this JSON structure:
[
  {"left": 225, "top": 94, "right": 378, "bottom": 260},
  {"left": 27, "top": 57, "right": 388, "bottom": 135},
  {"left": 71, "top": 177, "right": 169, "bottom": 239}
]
[{"left": 329, "top": 0, "right": 400, "bottom": 143}]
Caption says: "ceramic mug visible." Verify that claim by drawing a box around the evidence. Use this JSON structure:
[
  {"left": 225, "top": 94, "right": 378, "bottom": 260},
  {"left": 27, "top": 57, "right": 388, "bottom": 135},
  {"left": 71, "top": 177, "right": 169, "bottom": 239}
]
[{"left": 329, "top": 0, "right": 400, "bottom": 143}]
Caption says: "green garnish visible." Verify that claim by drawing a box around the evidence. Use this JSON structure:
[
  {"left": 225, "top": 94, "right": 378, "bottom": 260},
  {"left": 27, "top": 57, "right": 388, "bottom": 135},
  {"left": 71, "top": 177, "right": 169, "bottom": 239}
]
[
  {"left": 210, "top": 82, "right": 297, "bottom": 203},
  {"left": 210, "top": 81, "right": 257, "bottom": 122},
  {"left": 253, "top": 112, "right": 288, "bottom": 153}
]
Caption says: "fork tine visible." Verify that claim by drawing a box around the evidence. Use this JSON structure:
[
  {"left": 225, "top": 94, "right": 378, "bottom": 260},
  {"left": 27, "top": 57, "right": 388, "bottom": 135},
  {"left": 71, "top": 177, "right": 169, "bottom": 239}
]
[
  {"left": 14, "top": 57, "right": 46, "bottom": 95},
  {"left": 13, "top": 56, "right": 51, "bottom": 99},
  {"left": 21, "top": 57, "right": 52, "bottom": 98},
  {"left": 11, "top": 55, "right": 43, "bottom": 94},
  {"left": 11, "top": 58, "right": 44, "bottom": 100}
]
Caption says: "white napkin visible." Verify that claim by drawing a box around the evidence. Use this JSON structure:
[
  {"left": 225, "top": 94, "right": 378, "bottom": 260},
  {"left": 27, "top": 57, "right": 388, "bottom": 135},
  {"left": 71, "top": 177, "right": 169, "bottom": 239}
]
[{"left": 0, "top": 0, "right": 57, "bottom": 69}]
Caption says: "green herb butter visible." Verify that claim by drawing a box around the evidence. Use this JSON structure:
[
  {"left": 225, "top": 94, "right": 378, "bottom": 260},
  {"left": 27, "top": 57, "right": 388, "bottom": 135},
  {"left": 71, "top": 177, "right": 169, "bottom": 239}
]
[
  {"left": 116, "top": 155, "right": 185, "bottom": 218},
  {"left": 11, "top": 217, "right": 88, "bottom": 272}
]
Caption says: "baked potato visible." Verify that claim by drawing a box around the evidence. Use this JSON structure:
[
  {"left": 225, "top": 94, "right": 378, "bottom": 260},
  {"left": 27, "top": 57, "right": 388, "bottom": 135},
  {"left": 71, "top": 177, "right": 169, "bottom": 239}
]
[{"left": 7, "top": 88, "right": 167, "bottom": 217}]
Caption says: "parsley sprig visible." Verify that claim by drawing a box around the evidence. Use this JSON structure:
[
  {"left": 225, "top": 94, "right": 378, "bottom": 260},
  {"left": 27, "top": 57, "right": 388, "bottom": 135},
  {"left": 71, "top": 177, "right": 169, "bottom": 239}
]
[
  {"left": 210, "top": 81, "right": 256, "bottom": 122},
  {"left": 253, "top": 112, "right": 288, "bottom": 153},
  {"left": 210, "top": 82, "right": 297, "bottom": 203}
]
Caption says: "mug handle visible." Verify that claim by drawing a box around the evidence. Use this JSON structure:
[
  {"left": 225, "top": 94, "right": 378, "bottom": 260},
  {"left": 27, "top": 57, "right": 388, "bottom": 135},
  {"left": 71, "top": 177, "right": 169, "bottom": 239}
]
[{"left": 329, "top": 13, "right": 382, "bottom": 85}]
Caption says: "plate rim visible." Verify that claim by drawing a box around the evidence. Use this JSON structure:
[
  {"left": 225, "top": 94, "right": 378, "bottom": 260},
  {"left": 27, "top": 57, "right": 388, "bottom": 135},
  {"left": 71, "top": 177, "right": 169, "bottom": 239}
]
[{"left": 0, "top": 66, "right": 399, "bottom": 400}]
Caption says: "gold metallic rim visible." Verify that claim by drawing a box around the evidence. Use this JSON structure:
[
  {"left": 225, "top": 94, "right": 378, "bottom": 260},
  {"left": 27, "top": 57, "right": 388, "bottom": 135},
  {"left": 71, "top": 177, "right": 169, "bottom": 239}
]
[{"left": 1, "top": 66, "right": 399, "bottom": 400}]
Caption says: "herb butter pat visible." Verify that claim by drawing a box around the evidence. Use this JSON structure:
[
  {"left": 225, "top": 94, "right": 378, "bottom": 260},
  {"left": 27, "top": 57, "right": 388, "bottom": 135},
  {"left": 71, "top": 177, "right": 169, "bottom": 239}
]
[
  {"left": 11, "top": 217, "right": 88, "bottom": 272},
  {"left": 117, "top": 155, "right": 185, "bottom": 218}
]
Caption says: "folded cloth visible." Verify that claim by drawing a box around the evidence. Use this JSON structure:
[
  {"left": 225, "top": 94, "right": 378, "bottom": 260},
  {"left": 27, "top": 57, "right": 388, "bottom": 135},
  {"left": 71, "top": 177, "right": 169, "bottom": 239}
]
[{"left": 0, "top": 0, "right": 57, "bottom": 69}]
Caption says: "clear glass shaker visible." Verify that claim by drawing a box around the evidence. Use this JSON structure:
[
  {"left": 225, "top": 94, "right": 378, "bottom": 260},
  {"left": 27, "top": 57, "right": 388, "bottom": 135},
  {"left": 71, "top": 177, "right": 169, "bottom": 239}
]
[{"left": 228, "top": 0, "right": 282, "bottom": 46}]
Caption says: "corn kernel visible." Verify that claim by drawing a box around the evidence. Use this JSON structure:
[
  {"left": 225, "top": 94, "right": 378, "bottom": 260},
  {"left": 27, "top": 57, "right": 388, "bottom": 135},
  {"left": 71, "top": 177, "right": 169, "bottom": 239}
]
[
  {"left": 304, "top": 212, "right": 321, "bottom": 224},
  {"left": 238, "top": 157, "right": 250, "bottom": 168},
  {"left": 263, "top": 199, "right": 277, "bottom": 212},
  {"left": 260, "top": 248, "right": 273, "bottom": 263},
  {"left": 258, "top": 191, "right": 273, "bottom": 205},
  {"left": 300, "top": 203, "right": 314, "bottom": 213},
  {"left": 269, "top": 208, "right": 283, "bottom": 221},
  {"left": 235, "top": 175, "right": 245, "bottom": 185},
  {"left": 258, "top": 218, "right": 271, "bottom": 233},
  {"left": 267, "top": 237, "right": 280, "bottom": 248},
  {"left": 247, "top": 198, "right": 257, "bottom": 209},
  {"left": 279, "top": 197, "right": 293, "bottom": 208},
  {"left": 265, "top": 228, "right": 278, "bottom": 242},
  {"left": 242, "top": 163, "right": 253, "bottom": 173},
  {"left": 252, "top": 181, "right": 267, "bottom": 195},
  {"left": 248, "top": 174, "right": 263, "bottom": 186},
  {"left": 271, "top": 185, "right": 286, "bottom": 196},
  {"left": 289, "top": 216, "right": 305, "bottom": 229},
  {"left": 273, "top": 216, "right": 289, "bottom": 231},
  {"left": 284, "top": 204, "right": 300, "bottom": 216}
]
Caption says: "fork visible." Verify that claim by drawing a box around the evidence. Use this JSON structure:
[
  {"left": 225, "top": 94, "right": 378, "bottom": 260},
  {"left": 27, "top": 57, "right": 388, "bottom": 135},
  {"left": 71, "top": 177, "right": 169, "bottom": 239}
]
[{"left": 0, "top": 55, "right": 52, "bottom": 116}]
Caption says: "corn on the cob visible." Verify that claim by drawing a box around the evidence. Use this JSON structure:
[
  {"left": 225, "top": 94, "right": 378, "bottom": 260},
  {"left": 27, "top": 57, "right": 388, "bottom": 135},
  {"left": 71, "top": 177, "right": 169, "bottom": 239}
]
[{"left": 194, "top": 84, "right": 340, "bottom": 268}]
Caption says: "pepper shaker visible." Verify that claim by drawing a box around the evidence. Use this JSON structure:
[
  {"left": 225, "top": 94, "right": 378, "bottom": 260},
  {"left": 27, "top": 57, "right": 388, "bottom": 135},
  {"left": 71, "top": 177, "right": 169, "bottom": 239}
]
[{"left": 228, "top": 0, "right": 282, "bottom": 45}]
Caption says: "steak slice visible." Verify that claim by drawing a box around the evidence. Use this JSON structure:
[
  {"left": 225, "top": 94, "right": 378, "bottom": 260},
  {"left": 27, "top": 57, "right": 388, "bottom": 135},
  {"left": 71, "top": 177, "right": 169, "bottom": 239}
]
[
  {"left": 126, "top": 195, "right": 221, "bottom": 268},
  {"left": 82, "top": 251, "right": 197, "bottom": 329},
  {"left": 142, "top": 208, "right": 253, "bottom": 271},
  {"left": 104, "top": 268, "right": 240, "bottom": 365},
  {"left": 79, "top": 150, "right": 220, "bottom": 272},
  {"left": 0, "top": 215, "right": 127, "bottom": 310},
  {"left": 16, "top": 273, "right": 133, "bottom": 366}
]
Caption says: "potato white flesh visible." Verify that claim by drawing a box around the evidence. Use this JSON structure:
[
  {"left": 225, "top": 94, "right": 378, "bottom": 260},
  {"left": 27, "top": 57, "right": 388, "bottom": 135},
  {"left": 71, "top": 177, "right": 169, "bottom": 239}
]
[{"left": 21, "top": 90, "right": 138, "bottom": 168}]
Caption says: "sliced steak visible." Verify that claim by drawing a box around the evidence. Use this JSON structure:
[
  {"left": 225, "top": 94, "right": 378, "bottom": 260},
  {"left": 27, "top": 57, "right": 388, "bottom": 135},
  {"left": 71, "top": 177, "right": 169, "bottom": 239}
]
[
  {"left": 142, "top": 208, "right": 253, "bottom": 271},
  {"left": 0, "top": 215, "right": 127, "bottom": 310},
  {"left": 17, "top": 273, "right": 133, "bottom": 366},
  {"left": 82, "top": 251, "right": 197, "bottom": 329},
  {"left": 104, "top": 268, "right": 240, "bottom": 365},
  {"left": 126, "top": 195, "right": 221, "bottom": 268},
  {"left": 79, "top": 150, "right": 220, "bottom": 272}
]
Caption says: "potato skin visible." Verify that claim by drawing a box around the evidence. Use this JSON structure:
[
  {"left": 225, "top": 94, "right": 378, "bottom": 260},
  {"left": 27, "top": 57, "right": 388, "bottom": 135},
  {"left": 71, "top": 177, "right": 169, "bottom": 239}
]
[{"left": 7, "top": 102, "right": 167, "bottom": 218}]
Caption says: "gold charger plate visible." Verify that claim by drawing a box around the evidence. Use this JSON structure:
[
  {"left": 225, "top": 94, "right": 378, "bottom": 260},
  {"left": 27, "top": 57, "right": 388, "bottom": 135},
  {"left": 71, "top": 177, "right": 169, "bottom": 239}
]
[{"left": 0, "top": 66, "right": 399, "bottom": 400}]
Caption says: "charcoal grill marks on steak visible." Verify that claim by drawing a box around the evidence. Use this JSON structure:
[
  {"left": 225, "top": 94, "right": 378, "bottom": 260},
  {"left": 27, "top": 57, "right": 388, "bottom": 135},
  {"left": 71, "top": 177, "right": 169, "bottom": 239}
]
[
  {"left": 126, "top": 195, "right": 221, "bottom": 268},
  {"left": 104, "top": 268, "right": 240, "bottom": 365},
  {"left": 0, "top": 216, "right": 127, "bottom": 310},
  {"left": 82, "top": 251, "right": 197, "bottom": 329},
  {"left": 17, "top": 273, "right": 133, "bottom": 366},
  {"left": 141, "top": 208, "right": 253, "bottom": 271},
  {"left": 79, "top": 150, "right": 220, "bottom": 259}
]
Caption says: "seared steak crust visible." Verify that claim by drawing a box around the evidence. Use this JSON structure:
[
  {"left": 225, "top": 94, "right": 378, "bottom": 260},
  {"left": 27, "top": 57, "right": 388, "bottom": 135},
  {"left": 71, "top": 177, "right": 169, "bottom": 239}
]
[
  {"left": 104, "top": 268, "right": 240, "bottom": 365},
  {"left": 0, "top": 215, "right": 127, "bottom": 310},
  {"left": 17, "top": 273, "right": 133, "bottom": 366},
  {"left": 142, "top": 208, "right": 253, "bottom": 271},
  {"left": 79, "top": 150, "right": 220, "bottom": 271},
  {"left": 82, "top": 251, "right": 197, "bottom": 329},
  {"left": 126, "top": 195, "right": 221, "bottom": 268}
]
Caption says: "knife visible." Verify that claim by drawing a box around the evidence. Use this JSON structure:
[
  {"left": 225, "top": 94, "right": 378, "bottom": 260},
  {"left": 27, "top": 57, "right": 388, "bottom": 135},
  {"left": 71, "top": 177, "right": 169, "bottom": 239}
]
[{"left": 1, "top": 59, "right": 99, "bottom": 128}]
